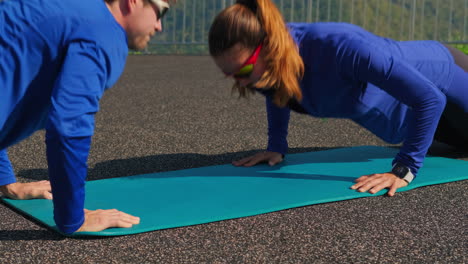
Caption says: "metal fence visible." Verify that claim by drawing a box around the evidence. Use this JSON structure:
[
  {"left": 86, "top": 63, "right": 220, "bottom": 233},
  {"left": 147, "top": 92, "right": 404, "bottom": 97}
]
[{"left": 147, "top": 0, "right": 468, "bottom": 54}]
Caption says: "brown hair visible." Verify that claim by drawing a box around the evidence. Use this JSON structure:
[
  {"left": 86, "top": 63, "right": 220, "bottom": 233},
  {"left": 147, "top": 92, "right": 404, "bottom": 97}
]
[
  {"left": 104, "top": 0, "right": 176, "bottom": 6},
  {"left": 209, "top": 0, "right": 304, "bottom": 107}
]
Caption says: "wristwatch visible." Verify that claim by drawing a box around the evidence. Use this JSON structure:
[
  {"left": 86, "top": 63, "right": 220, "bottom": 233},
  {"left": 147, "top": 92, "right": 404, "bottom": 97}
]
[{"left": 391, "top": 162, "right": 415, "bottom": 183}]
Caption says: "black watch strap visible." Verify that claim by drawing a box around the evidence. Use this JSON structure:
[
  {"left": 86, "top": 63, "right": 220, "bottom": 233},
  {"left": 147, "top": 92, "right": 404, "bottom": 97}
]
[{"left": 391, "top": 162, "right": 415, "bottom": 183}]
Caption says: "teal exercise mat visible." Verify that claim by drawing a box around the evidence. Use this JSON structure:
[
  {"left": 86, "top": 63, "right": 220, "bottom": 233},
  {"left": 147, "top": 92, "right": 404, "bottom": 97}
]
[{"left": 2, "top": 146, "right": 468, "bottom": 237}]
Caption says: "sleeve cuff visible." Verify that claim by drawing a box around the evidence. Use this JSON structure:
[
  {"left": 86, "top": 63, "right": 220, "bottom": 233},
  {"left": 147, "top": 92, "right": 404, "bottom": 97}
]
[
  {"left": 0, "top": 150, "right": 16, "bottom": 186},
  {"left": 0, "top": 175, "right": 16, "bottom": 187},
  {"left": 267, "top": 142, "right": 288, "bottom": 155},
  {"left": 55, "top": 216, "right": 84, "bottom": 234}
]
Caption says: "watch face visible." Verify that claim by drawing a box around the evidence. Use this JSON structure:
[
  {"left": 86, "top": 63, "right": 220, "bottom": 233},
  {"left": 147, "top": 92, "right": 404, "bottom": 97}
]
[{"left": 393, "top": 164, "right": 409, "bottom": 178}]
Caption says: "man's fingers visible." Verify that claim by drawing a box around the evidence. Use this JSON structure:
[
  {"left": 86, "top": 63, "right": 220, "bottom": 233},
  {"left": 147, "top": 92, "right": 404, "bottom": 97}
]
[
  {"left": 43, "top": 190, "right": 53, "bottom": 200},
  {"left": 128, "top": 215, "right": 141, "bottom": 224},
  {"left": 29, "top": 181, "right": 52, "bottom": 199},
  {"left": 37, "top": 181, "right": 52, "bottom": 199},
  {"left": 41, "top": 180, "right": 51, "bottom": 191},
  {"left": 3, "top": 181, "right": 53, "bottom": 200},
  {"left": 118, "top": 211, "right": 140, "bottom": 224},
  {"left": 117, "top": 216, "right": 140, "bottom": 227},
  {"left": 107, "top": 211, "right": 140, "bottom": 229},
  {"left": 79, "top": 209, "right": 140, "bottom": 232},
  {"left": 116, "top": 219, "right": 134, "bottom": 228}
]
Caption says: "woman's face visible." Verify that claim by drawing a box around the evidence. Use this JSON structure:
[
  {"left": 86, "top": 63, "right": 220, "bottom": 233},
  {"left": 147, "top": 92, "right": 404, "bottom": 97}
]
[{"left": 213, "top": 43, "right": 267, "bottom": 89}]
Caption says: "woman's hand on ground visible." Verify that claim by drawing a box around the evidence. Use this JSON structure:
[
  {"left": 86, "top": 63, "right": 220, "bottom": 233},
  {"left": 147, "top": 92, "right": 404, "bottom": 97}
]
[
  {"left": 232, "top": 151, "right": 283, "bottom": 167},
  {"left": 0, "top": 181, "right": 52, "bottom": 200},
  {"left": 351, "top": 172, "right": 408, "bottom": 196}
]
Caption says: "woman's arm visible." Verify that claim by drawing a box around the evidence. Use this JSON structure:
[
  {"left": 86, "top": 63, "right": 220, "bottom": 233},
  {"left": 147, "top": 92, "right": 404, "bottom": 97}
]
[
  {"left": 232, "top": 91, "right": 290, "bottom": 167},
  {"left": 265, "top": 93, "right": 291, "bottom": 155},
  {"left": 337, "top": 39, "right": 446, "bottom": 195},
  {"left": 337, "top": 39, "right": 446, "bottom": 176}
]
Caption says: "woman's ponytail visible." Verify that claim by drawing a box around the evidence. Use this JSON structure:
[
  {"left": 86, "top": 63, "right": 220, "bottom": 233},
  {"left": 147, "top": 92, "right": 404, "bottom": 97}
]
[{"left": 210, "top": 0, "right": 304, "bottom": 107}]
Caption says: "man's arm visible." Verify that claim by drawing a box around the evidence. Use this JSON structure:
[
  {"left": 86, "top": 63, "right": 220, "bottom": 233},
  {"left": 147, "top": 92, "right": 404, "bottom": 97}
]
[
  {"left": 46, "top": 40, "right": 138, "bottom": 234},
  {"left": 45, "top": 41, "right": 104, "bottom": 234},
  {"left": 0, "top": 149, "right": 16, "bottom": 187}
]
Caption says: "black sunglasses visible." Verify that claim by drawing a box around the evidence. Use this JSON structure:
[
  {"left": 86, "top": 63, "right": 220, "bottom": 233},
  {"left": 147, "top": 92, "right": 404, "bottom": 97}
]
[
  {"left": 157, "top": 6, "right": 169, "bottom": 20},
  {"left": 152, "top": 0, "right": 170, "bottom": 20}
]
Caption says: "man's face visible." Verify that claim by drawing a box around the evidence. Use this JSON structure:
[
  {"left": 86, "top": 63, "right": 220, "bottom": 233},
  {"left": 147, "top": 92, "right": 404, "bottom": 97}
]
[{"left": 126, "top": 0, "right": 163, "bottom": 50}]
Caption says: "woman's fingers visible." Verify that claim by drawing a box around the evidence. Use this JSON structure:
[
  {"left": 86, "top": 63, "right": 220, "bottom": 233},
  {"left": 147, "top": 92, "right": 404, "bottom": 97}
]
[
  {"left": 351, "top": 173, "right": 408, "bottom": 196},
  {"left": 368, "top": 178, "right": 393, "bottom": 194},
  {"left": 355, "top": 175, "right": 384, "bottom": 192},
  {"left": 268, "top": 153, "right": 283, "bottom": 166},
  {"left": 233, "top": 151, "right": 283, "bottom": 167},
  {"left": 353, "top": 175, "right": 369, "bottom": 183},
  {"left": 243, "top": 154, "right": 267, "bottom": 167},
  {"left": 350, "top": 175, "right": 373, "bottom": 189},
  {"left": 232, "top": 156, "right": 254, "bottom": 166},
  {"left": 387, "top": 182, "right": 399, "bottom": 197}
]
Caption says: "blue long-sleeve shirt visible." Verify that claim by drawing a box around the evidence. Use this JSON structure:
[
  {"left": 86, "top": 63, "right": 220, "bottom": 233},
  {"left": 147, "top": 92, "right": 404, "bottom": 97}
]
[
  {"left": 0, "top": 0, "right": 128, "bottom": 233},
  {"left": 262, "top": 23, "right": 458, "bottom": 176}
]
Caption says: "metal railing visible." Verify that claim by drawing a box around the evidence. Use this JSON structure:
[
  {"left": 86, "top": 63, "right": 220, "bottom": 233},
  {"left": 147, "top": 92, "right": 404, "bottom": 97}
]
[{"left": 147, "top": 0, "right": 468, "bottom": 54}]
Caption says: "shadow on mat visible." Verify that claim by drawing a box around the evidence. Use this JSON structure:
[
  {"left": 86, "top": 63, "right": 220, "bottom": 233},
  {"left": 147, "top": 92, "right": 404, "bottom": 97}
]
[
  {"left": 17, "top": 147, "right": 336, "bottom": 181},
  {"left": 17, "top": 145, "right": 466, "bottom": 182}
]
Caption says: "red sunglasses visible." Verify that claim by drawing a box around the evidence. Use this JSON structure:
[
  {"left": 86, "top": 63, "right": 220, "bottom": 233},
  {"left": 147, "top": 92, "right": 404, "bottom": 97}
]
[{"left": 224, "top": 43, "right": 263, "bottom": 79}]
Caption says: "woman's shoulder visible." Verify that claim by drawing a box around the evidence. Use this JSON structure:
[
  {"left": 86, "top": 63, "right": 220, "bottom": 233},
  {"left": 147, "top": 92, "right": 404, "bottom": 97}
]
[{"left": 288, "top": 22, "right": 379, "bottom": 49}]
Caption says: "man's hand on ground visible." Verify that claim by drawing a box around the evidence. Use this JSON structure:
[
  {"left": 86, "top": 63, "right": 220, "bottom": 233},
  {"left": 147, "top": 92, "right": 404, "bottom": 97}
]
[
  {"left": 0, "top": 181, "right": 52, "bottom": 200},
  {"left": 77, "top": 209, "right": 140, "bottom": 232}
]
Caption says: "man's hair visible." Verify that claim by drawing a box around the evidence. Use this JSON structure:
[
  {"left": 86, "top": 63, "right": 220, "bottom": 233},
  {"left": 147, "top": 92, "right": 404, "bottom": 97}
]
[{"left": 209, "top": 0, "right": 304, "bottom": 107}]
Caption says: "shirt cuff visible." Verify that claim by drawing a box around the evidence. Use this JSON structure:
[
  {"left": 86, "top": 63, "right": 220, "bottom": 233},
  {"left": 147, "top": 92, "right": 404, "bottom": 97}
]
[{"left": 0, "top": 150, "right": 16, "bottom": 186}]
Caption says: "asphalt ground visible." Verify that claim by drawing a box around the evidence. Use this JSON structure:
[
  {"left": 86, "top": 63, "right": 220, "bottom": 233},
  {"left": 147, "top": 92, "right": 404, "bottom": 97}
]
[{"left": 0, "top": 55, "right": 467, "bottom": 263}]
